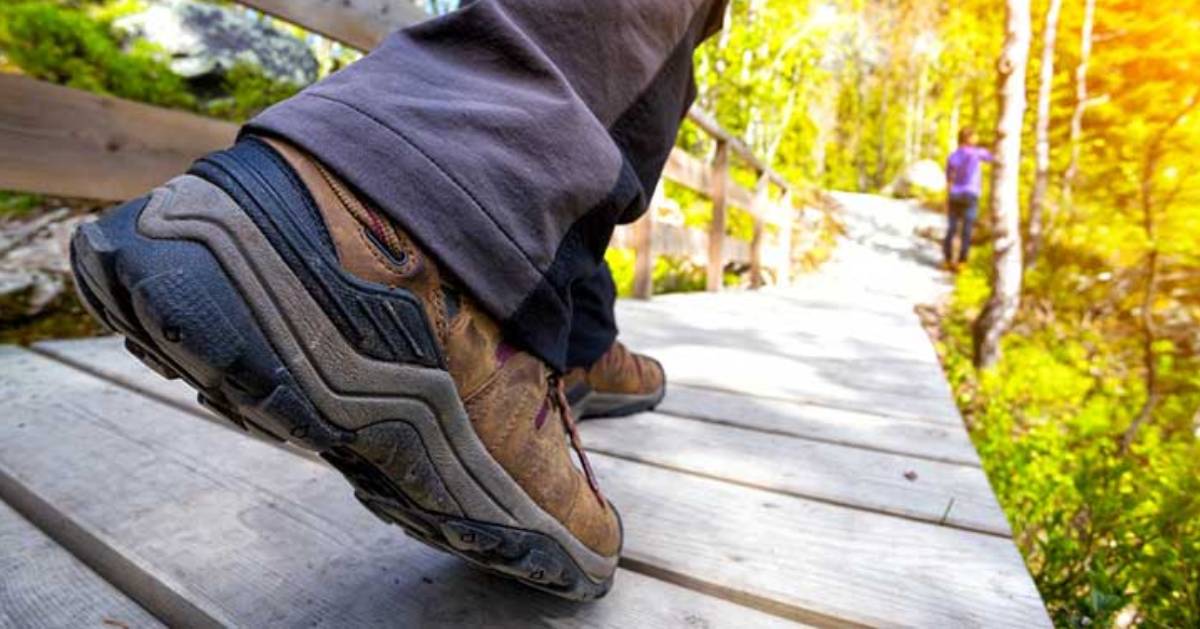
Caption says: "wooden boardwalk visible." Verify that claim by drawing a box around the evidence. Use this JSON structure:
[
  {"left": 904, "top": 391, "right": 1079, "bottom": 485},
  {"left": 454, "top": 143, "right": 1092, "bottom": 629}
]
[{"left": 0, "top": 194, "right": 1049, "bottom": 627}]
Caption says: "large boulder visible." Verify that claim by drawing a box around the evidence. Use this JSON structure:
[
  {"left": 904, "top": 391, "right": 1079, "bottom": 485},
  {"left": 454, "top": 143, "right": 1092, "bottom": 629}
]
[
  {"left": 115, "top": 0, "right": 317, "bottom": 86},
  {"left": 889, "top": 159, "right": 946, "bottom": 200}
]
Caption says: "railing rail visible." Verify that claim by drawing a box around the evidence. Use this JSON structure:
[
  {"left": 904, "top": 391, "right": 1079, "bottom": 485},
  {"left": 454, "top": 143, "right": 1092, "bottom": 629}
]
[{"left": 0, "top": 0, "right": 802, "bottom": 297}]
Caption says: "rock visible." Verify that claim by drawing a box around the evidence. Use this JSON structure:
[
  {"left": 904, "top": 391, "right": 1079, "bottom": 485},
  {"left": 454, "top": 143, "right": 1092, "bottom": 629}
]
[
  {"left": 890, "top": 159, "right": 946, "bottom": 200},
  {"left": 0, "top": 268, "right": 64, "bottom": 322},
  {"left": 115, "top": 0, "right": 318, "bottom": 86},
  {"left": 0, "top": 213, "right": 89, "bottom": 322}
]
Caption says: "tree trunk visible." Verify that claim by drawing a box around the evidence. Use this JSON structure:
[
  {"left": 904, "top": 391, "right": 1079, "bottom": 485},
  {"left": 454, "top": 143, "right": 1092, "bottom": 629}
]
[
  {"left": 948, "top": 85, "right": 962, "bottom": 158},
  {"left": 913, "top": 61, "right": 928, "bottom": 159},
  {"left": 1061, "top": 0, "right": 1096, "bottom": 211},
  {"left": 973, "top": 0, "right": 1033, "bottom": 369},
  {"left": 1024, "top": 0, "right": 1063, "bottom": 265},
  {"left": 876, "top": 79, "right": 890, "bottom": 188}
]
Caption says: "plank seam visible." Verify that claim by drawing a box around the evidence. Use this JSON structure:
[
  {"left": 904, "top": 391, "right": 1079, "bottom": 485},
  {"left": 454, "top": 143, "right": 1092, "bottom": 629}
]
[
  {"left": 617, "top": 555, "right": 873, "bottom": 628},
  {"left": 0, "top": 465, "right": 231, "bottom": 628}
]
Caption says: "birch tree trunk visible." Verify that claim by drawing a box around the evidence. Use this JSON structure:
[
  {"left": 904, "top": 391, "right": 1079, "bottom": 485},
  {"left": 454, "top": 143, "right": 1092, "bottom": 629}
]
[
  {"left": 1024, "top": 0, "right": 1063, "bottom": 265},
  {"left": 1061, "top": 0, "right": 1096, "bottom": 210},
  {"left": 973, "top": 0, "right": 1032, "bottom": 369}
]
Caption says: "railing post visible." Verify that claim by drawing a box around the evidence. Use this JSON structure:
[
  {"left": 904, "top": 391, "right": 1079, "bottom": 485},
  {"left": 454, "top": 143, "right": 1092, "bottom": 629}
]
[
  {"left": 706, "top": 139, "right": 729, "bottom": 292},
  {"left": 632, "top": 185, "right": 660, "bottom": 300},
  {"left": 776, "top": 187, "right": 795, "bottom": 287},
  {"left": 749, "top": 173, "right": 769, "bottom": 289}
]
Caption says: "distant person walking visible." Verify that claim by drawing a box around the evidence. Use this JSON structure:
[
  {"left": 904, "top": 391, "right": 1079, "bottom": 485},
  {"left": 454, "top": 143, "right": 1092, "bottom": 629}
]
[{"left": 943, "top": 127, "right": 993, "bottom": 271}]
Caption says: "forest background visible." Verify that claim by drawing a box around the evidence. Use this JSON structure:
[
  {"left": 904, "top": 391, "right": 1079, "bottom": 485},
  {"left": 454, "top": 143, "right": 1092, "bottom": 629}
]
[{"left": 1, "top": 0, "right": 1197, "bottom": 625}]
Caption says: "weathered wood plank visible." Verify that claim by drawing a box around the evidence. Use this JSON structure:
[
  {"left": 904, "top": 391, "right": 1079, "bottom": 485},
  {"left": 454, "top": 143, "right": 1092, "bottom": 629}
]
[
  {"left": 580, "top": 412, "right": 1007, "bottom": 535},
  {"left": 706, "top": 140, "right": 730, "bottom": 291},
  {"left": 10, "top": 346, "right": 1049, "bottom": 627},
  {"left": 37, "top": 336, "right": 982, "bottom": 467},
  {"left": 0, "top": 348, "right": 805, "bottom": 628},
  {"left": 657, "top": 383, "right": 981, "bottom": 466},
  {"left": 610, "top": 221, "right": 751, "bottom": 264},
  {"left": 32, "top": 338, "right": 996, "bottom": 530},
  {"left": 592, "top": 451, "right": 1046, "bottom": 626},
  {"left": 34, "top": 337, "right": 988, "bottom": 529},
  {"left": 617, "top": 338, "right": 962, "bottom": 424},
  {"left": 0, "top": 75, "right": 237, "bottom": 201},
  {"left": 592, "top": 452, "right": 1048, "bottom": 627},
  {"left": 618, "top": 291, "right": 940, "bottom": 358},
  {"left": 613, "top": 294, "right": 963, "bottom": 424},
  {"left": 0, "top": 500, "right": 163, "bottom": 629},
  {"left": 662, "top": 148, "right": 755, "bottom": 210}
]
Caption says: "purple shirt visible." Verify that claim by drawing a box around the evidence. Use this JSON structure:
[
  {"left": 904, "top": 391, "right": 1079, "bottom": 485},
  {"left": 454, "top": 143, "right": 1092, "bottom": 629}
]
[{"left": 946, "top": 146, "right": 994, "bottom": 197}]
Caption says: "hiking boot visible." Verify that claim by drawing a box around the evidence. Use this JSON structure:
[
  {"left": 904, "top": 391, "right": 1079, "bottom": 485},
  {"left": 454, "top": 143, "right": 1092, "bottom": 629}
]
[
  {"left": 69, "top": 136, "right": 621, "bottom": 600},
  {"left": 564, "top": 341, "right": 665, "bottom": 419}
]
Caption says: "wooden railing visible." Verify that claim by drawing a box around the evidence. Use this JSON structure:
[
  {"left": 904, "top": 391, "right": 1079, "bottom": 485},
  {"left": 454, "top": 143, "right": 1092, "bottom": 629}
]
[{"left": 0, "top": 0, "right": 800, "bottom": 298}]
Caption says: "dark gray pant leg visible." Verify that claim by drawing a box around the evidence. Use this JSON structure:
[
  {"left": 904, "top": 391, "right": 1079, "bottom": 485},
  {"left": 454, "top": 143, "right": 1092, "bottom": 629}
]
[
  {"left": 566, "top": 262, "right": 618, "bottom": 369},
  {"left": 246, "top": 0, "right": 727, "bottom": 370}
]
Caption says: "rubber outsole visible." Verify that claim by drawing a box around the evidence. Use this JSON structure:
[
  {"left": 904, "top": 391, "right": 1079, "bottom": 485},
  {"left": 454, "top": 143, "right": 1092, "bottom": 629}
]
[
  {"left": 574, "top": 386, "right": 667, "bottom": 420},
  {"left": 69, "top": 176, "right": 616, "bottom": 601}
]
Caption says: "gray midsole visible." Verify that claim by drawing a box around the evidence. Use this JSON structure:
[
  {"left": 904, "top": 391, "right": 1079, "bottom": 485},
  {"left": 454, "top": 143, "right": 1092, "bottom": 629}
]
[{"left": 137, "top": 175, "right": 617, "bottom": 582}]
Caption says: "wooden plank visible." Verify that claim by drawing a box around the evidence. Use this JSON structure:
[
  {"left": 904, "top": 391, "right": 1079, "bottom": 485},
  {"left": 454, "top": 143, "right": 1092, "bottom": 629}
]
[
  {"left": 657, "top": 383, "right": 982, "bottom": 467},
  {"left": 32, "top": 339, "right": 994, "bottom": 528},
  {"left": 0, "top": 500, "right": 163, "bottom": 629},
  {"left": 612, "top": 332, "right": 962, "bottom": 424},
  {"left": 611, "top": 222, "right": 752, "bottom": 265},
  {"left": 662, "top": 147, "right": 711, "bottom": 193},
  {"left": 47, "top": 335, "right": 981, "bottom": 473},
  {"left": 592, "top": 454, "right": 1048, "bottom": 628},
  {"left": 235, "top": 0, "right": 424, "bottom": 50},
  {"left": 0, "top": 75, "right": 237, "bottom": 201},
  {"left": 33, "top": 336, "right": 981, "bottom": 469},
  {"left": 580, "top": 412, "right": 1007, "bottom": 535},
  {"left": 631, "top": 190, "right": 657, "bottom": 300},
  {"left": 750, "top": 179, "right": 769, "bottom": 288},
  {"left": 612, "top": 293, "right": 960, "bottom": 409},
  {"left": 0, "top": 348, "right": 804, "bottom": 628},
  {"left": 15, "top": 345, "right": 1050, "bottom": 627},
  {"left": 775, "top": 188, "right": 795, "bottom": 286}
]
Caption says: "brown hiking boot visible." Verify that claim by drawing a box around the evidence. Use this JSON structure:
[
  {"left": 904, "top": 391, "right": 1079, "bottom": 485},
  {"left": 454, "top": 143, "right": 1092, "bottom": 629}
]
[
  {"left": 564, "top": 341, "right": 666, "bottom": 419},
  {"left": 69, "top": 136, "right": 620, "bottom": 600}
]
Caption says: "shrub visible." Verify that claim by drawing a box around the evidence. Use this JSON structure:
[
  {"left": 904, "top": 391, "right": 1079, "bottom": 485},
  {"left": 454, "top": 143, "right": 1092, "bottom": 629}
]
[
  {"left": 938, "top": 259, "right": 1200, "bottom": 627},
  {"left": 0, "top": 2, "right": 196, "bottom": 110}
]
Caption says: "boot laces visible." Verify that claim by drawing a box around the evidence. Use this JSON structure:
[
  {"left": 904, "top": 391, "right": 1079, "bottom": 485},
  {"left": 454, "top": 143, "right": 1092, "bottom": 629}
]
[{"left": 549, "top": 374, "right": 606, "bottom": 509}]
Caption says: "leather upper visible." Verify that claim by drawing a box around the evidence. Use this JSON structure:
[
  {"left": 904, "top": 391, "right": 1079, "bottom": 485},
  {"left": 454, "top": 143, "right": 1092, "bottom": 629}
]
[{"left": 263, "top": 137, "right": 620, "bottom": 558}]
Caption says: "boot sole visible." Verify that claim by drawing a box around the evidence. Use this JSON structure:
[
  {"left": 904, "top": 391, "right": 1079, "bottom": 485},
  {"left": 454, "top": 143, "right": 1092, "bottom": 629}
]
[
  {"left": 575, "top": 387, "right": 666, "bottom": 420},
  {"left": 70, "top": 175, "right": 617, "bottom": 600}
]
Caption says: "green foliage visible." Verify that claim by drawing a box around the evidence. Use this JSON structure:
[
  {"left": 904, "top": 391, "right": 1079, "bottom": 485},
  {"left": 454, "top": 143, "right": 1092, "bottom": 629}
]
[
  {"left": 604, "top": 248, "right": 713, "bottom": 298},
  {"left": 940, "top": 250, "right": 1200, "bottom": 626},
  {"left": 0, "top": 1, "right": 195, "bottom": 109},
  {"left": 204, "top": 62, "right": 301, "bottom": 122},
  {"left": 0, "top": 191, "right": 45, "bottom": 220},
  {"left": 0, "top": 1, "right": 304, "bottom": 122}
]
